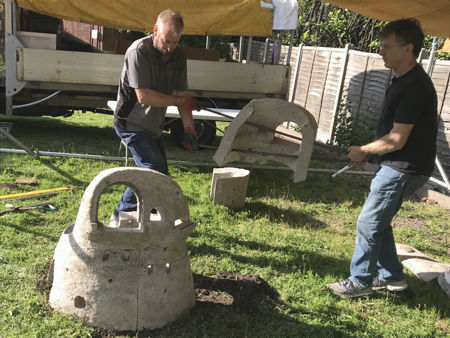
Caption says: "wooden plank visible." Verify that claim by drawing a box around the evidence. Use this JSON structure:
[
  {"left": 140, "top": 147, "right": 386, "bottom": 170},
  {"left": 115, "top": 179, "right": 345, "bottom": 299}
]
[{"left": 17, "top": 48, "right": 289, "bottom": 95}]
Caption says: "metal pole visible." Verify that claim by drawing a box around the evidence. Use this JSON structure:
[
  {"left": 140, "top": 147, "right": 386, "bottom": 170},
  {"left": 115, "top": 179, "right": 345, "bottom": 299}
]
[
  {"left": 4, "top": 0, "right": 13, "bottom": 116},
  {"left": 262, "top": 38, "right": 269, "bottom": 64},
  {"left": 425, "top": 37, "right": 450, "bottom": 191},
  {"left": 0, "top": 147, "right": 376, "bottom": 176},
  {"left": 205, "top": 35, "right": 210, "bottom": 49},
  {"left": 246, "top": 36, "right": 252, "bottom": 63},
  {"left": 238, "top": 36, "right": 243, "bottom": 62},
  {"left": 286, "top": 30, "right": 295, "bottom": 65},
  {"left": 0, "top": 127, "right": 39, "bottom": 157}
]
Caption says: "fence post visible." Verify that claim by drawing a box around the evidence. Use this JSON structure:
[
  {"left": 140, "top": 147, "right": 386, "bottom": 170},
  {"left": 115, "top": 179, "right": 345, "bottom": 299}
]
[{"left": 329, "top": 43, "right": 352, "bottom": 144}]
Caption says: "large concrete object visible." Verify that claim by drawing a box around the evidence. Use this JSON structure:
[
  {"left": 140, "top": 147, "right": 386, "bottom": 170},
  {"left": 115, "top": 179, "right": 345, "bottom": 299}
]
[
  {"left": 210, "top": 167, "right": 250, "bottom": 208},
  {"left": 213, "top": 98, "right": 318, "bottom": 183},
  {"left": 49, "top": 167, "right": 196, "bottom": 331}
]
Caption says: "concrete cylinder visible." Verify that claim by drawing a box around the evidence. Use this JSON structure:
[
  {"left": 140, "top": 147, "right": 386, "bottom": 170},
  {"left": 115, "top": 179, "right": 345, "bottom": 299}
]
[{"left": 210, "top": 167, "right": 250, "bottom": 209}]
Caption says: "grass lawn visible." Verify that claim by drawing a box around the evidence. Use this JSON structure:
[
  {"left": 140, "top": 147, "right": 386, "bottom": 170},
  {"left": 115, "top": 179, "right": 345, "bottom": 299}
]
[{"left": 0, "top": 112, "right": 449, "bottom": 337}]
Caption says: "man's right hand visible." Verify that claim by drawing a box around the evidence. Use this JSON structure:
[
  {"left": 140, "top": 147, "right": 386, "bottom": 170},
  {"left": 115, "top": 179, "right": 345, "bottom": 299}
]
[{"left": 179, "top": 95, "right": 200, "bottom": 112}]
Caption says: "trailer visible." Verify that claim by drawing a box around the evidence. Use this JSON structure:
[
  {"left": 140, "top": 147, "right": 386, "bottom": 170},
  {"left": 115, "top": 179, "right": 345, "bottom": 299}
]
[{"left": 1, "top": 0, "right": 298, "bottom": 145}]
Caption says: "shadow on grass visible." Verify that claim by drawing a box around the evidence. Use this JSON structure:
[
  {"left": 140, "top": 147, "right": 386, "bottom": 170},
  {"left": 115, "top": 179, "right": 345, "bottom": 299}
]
[
  {"left": 244, "top": 200, "right": 328, "bottom": 229},
  {"left": 109, "top": 272, "right": 363, "bottom": 337},
  {"left": 188, "top": 236, "right": 349, "bottom": 278},
  {"left": 2, "top": 218, "right": 59, "bottom": 242}
]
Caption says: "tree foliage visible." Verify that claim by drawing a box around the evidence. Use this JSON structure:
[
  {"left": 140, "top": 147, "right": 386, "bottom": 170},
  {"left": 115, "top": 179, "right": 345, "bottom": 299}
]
[{"left": 294, "top": 0, "right": 383, "bottom": 52}]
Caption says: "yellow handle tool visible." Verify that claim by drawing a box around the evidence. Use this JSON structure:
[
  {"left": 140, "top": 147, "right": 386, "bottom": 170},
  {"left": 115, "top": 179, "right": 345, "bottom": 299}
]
[{"left": 0, "top": 186, "right": 76, "bottom": 201}]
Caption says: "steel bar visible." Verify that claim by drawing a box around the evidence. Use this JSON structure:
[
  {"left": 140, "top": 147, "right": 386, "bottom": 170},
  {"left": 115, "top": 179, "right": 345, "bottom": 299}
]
[
  {"left": 202, "top": 107, "right": 302, "bottom": 142},
  {"left": 0, "top": 127, "right": 39, "bottom": 157},
  {"left": 231, "top": 148, "right": 297, "bottom": 159},
  {"left": 331, "top": 165, "right": 352, "bottom": 178},
  {"left": 199, "top": 144, "right": 297, "bottom": 159}
]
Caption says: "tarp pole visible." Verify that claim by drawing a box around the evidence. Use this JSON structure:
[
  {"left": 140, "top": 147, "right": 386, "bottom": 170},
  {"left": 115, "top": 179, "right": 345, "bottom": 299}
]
[
  {"left": 426, "top": 37, "right": 450, "bottom": 191},
  {"left": 246, "top": 36, "right": 253, "bottom": 63},
  {"left": 238, "top": 36, "right": 244, "bottom": 62}
]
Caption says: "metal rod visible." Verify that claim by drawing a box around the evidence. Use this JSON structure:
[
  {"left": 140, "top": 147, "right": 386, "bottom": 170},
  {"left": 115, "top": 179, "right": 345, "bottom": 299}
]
[
  {"left": 0, "top": 147, "right": 378, "bottom": 177},
  {"left": 238, "top": 36, "right": 244, "bottom": 62},
  {"left": 246, "top": 36, "right": 253, "bottom": 63},
  {"left": 262, "top": 38, "right": 269, "bottom": 64},
  {"left": 0, "top": 147, "right": 125, "bottom": 161},
  {"left": 232, "top": 148, "right": 297, "bottom": 159},
  {"left": 331, "top": 165, "right": 352, "bottom": 178},
  {"left": 202, "top": 107, "right": 302, "bottom": 142},
  {"left": 0, "top": 127, "right": 39, "bottom": 157},
  {"left": 199, "top": 144, "right": 297, "bottom": 158}
]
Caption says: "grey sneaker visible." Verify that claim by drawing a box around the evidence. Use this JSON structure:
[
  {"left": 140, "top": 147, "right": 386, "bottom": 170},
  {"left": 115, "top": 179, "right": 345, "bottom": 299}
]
[
  {"left": 372, "top": 277, "right": 408, "bottom": 291},
  {"left": 326, "top": 278, "right": 373, "bottom": 299}
]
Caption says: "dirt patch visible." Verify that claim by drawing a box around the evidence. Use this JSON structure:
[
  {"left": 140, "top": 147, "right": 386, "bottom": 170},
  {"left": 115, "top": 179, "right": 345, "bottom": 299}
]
[{"left": 193, "top": 271, "right": 283, "bottom": 313}]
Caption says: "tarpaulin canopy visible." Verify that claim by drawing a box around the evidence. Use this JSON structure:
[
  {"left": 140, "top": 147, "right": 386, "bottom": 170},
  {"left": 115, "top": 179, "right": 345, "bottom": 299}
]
[
  {"left": 325, "top": 0, "right": 450, "bottom": 38},
  {"left": 14, "top": 0, "right": 275, "bottom": 36}
]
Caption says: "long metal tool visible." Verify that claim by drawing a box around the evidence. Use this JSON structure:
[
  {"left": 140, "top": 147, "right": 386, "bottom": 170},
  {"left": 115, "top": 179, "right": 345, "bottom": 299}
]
[
  {"left": 199, "top": 144, "right": 297, "bottom": 159},
  {"left": 331, "top": 165, "right": 352, "bottom": 178},
  {"left": 0, "top": 127, "right": 84, "bottom": 185},
  {"left": 202, "top": 107, "right": 303, "bottom": 142}
]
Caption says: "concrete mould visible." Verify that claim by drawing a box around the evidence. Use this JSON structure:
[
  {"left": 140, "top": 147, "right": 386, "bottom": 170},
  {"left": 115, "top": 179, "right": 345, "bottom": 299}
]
[
  {"left": 49, "top": 167, "right": 196, "bottom": 331},
  {"left": 213, "top": 98, "right": 318, "bottom": 183}
]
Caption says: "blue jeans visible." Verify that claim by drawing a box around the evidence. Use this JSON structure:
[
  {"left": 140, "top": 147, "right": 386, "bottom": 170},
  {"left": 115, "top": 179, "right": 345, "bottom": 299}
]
[
  {"left": 113, "top": 124, "right": 168, "bottom": 216},
  {"left": 349, "top": 165, "right": 429, "bottom": 287}
]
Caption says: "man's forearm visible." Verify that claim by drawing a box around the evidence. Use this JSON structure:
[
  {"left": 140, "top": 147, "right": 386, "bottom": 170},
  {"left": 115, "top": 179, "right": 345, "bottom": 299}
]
[
  {"left": 135, "top": 88, "right": 177, "bottom": 107},
  {"left": 360, "top": 134, "right": 403, "bottom": 155},
  {"left": 178, "top": 107, "right": 195, "bottom": 130}
]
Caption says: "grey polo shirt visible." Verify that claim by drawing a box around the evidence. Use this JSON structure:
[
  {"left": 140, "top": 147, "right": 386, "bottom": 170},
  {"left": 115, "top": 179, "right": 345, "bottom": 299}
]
[{"left": 113, "top": 35, "right": 187, "bottom": 137}]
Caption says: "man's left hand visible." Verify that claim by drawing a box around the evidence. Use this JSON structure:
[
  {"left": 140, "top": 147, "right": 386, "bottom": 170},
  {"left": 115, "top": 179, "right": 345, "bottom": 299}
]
[{"left": 183, "top": 127, "right": 198, "bottom": 150}]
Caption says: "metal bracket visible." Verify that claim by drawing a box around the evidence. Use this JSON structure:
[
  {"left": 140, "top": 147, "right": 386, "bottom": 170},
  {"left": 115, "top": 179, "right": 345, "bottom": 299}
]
[{"left": 5, "top": 33, "right": 27, "bottom": 97}]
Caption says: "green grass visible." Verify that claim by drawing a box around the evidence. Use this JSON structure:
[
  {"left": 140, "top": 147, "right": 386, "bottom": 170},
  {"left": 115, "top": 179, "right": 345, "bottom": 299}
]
[{"left": 0, "top": 112, "right": 449, "bottom": 337}]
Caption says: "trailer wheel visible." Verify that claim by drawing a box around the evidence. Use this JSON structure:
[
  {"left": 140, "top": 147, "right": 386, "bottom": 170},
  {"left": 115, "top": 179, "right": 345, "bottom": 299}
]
[{"left": 169, "top": 119, "right": 217, "bottom": 148}]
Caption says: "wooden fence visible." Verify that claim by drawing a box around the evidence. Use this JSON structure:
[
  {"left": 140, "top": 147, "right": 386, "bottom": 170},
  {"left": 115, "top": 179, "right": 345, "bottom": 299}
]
[{"left": 286, "top": 45, "right": 450, "bottom": 178}]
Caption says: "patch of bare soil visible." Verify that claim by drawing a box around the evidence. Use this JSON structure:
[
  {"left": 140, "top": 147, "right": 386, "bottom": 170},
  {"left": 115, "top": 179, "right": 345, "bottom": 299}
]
[{"left": 193, "top": 271, "right": 283, "bottom": 313}]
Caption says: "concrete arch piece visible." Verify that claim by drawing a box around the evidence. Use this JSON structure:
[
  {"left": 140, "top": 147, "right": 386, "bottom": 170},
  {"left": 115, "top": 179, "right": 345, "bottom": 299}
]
[
  {"left": 213, "top": 98, "right": 318, "bottom": 182},
  {"left": 49, "top": 167, "right": 196, "bottom": 331}
]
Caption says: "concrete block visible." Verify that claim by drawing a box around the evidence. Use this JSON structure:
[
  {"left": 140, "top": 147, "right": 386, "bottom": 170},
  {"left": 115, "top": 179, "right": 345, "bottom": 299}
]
[
  {"left": 395, "top": 243, "right": 434, "bottom": 262},
  {"left": 402, "top": 258, "right": 450, "bottom": 282},
  {"left": 213, "top": 98, "right": 317, "bottom": 183},
  {"left": 49, "top": 167, "right": 196, "bottom": 331},
  {"left": 210, "top": 167, "right": 250, "bottom": 209},
  {"left": 414, "top": 186, "right": 450, "bottom": 210}
]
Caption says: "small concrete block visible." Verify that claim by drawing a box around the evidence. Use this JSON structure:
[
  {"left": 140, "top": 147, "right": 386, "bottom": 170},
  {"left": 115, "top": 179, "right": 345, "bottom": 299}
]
[
  {"left": 395, "top": 243, "right": 434, "bottom": 262},
  {"left": 118, "top": 211, "right": 139, "bottom": 228},
  {"left": 402, "top": 258, "right": 450, "bottom": 282},
  {"left": 210, "top": 167, "right": 250, "bottom": 209},
  {"left": 15, "top": 178, "right": 38, "bottom": 185},
  {"left": 437, "top": 271, "right": 450, "bottom": 296},
  {"left": 414, "top": 186, "right": 450, "bottom": 210}
]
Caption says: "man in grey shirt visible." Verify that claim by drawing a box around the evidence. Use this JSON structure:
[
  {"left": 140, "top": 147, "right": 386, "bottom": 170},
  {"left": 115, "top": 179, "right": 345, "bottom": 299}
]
[{"left": 112, "top": 9, "right": 199, "bottom": 221}]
